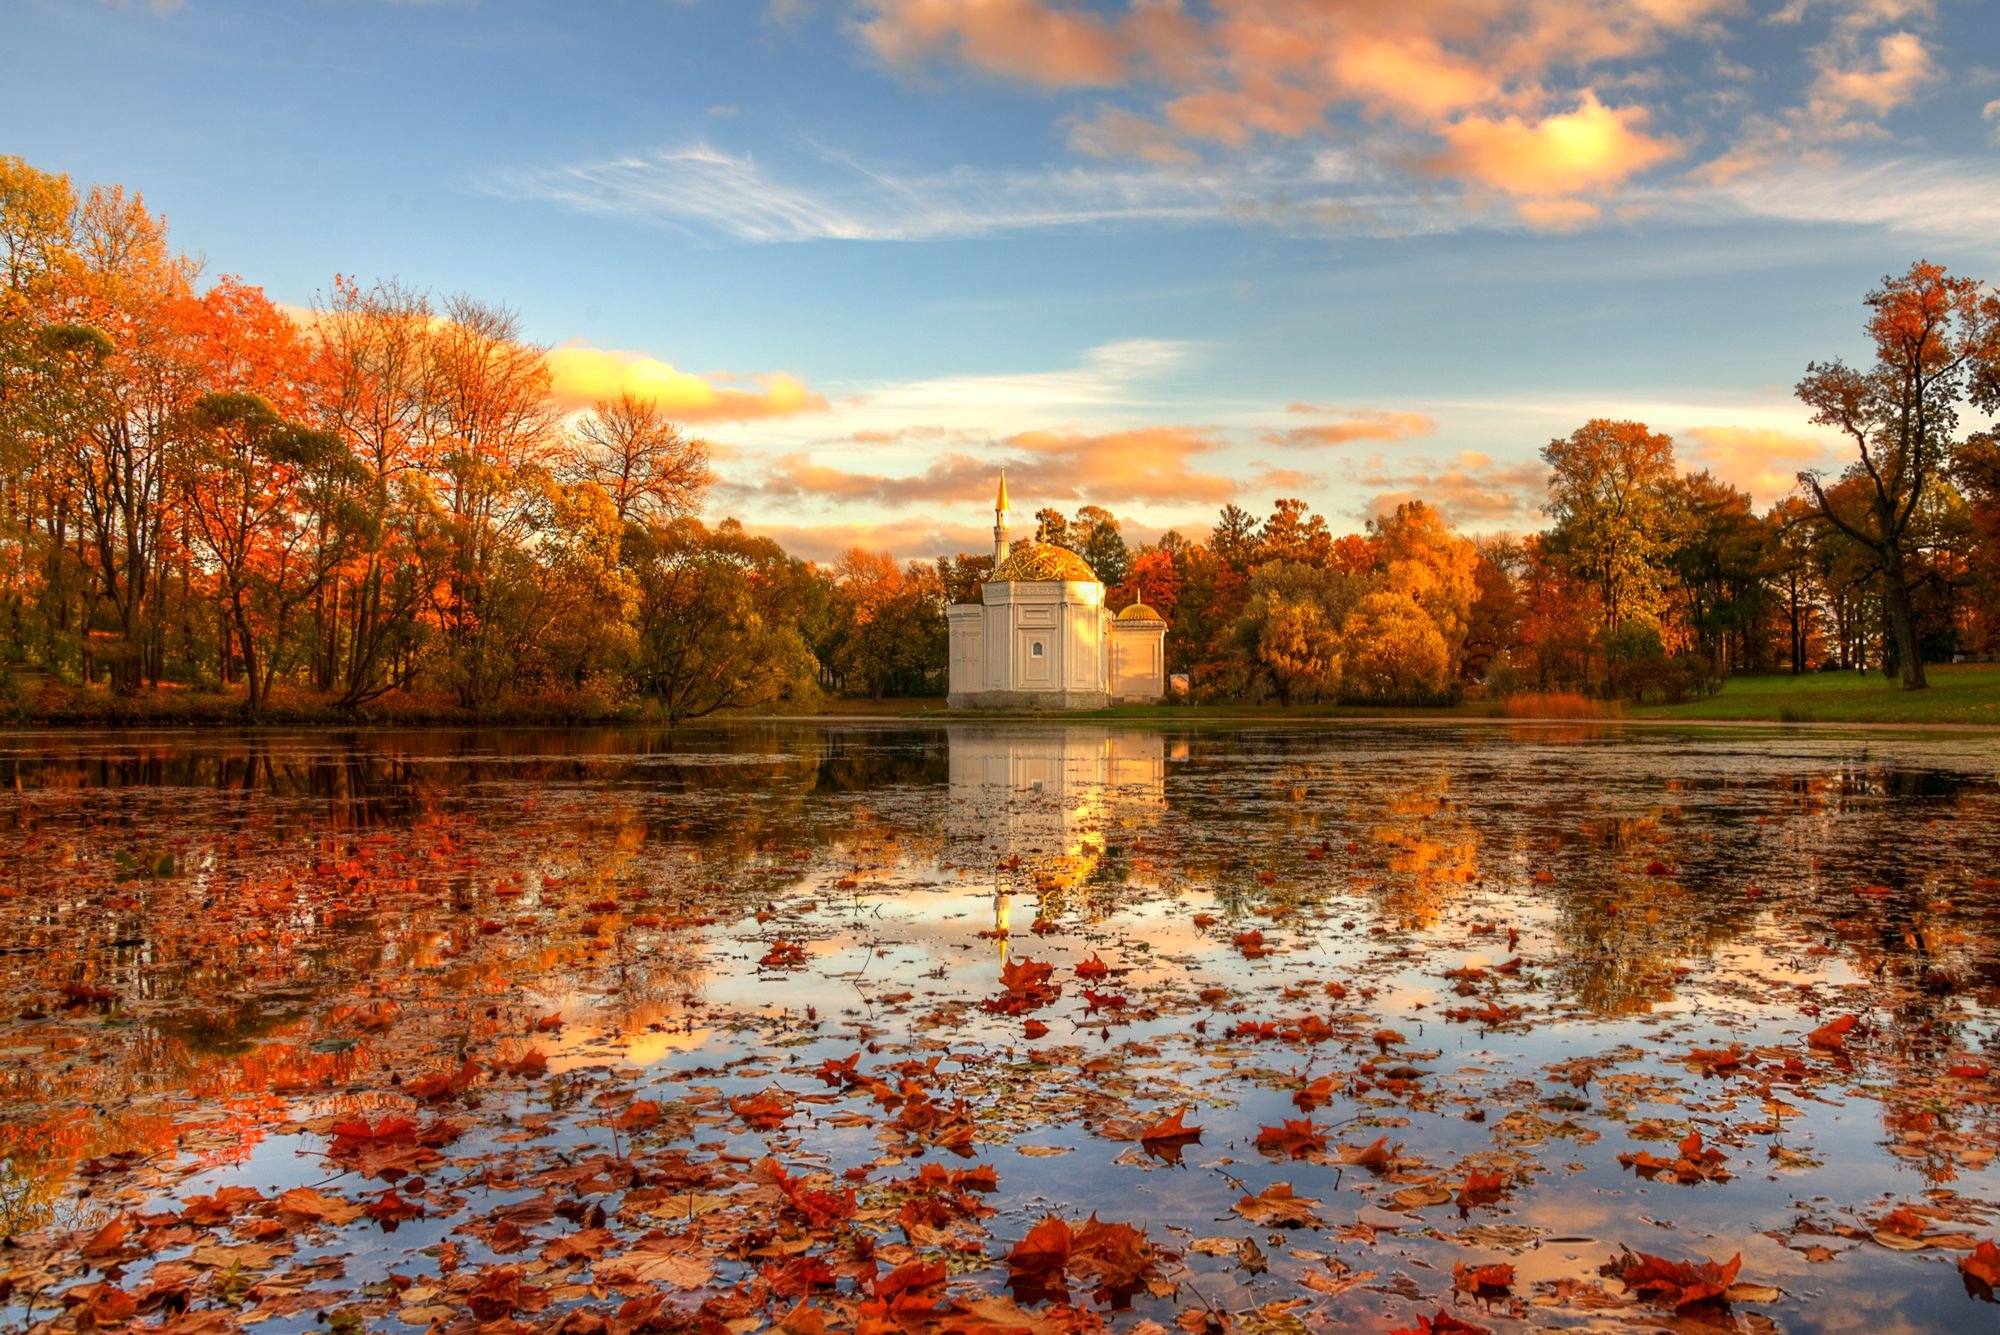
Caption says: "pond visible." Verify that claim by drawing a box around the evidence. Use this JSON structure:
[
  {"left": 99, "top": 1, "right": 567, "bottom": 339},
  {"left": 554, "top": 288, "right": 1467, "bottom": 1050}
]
[{"left": 3, "top": 720, "right": 2000, "bottom": 1334}]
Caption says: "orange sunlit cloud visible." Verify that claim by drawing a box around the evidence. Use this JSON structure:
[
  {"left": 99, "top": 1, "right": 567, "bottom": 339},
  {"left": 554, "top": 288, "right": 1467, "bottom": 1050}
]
[
  {"left": 735, "top": 517, "right": 993, "bottom": 566},
  {"left": 860, "top": 0, "right": 1126, "bottom": 87},
  {"left": 1070, "top": 105, "right": 1203, "bottom": 164},
  {"left": 738, "top": 425, "right": 1238, "bottom": 510},
  {"left": 1515, "top": 198, "right": 1604, "bottom": 230},
  {"left": 1359, "top": 449, "right": 1546, "bottom": 527},
  {"left": 545, "top": 343, "right": 829, "bottom": 422},
  {"left": 1269, "top": 408, "right": 1437, "bottom": 448},
  {"left": 1814, "top": 30, "right": 1932, "bottom": 117},
  {"left": 1250, "top": 467, "right": 1324, "bottom": 493},
  {"left": 1683, "top": 424, "right": 1830, "bottom": 504},
  {"left": 1328, "top": 36, "right": 1498, "bottom": 124},
  {"left": 1427, "top": 91, "right": 1682, "bottom": 199},
  {"left": 859, "top": 0, "right": 1718, "bottom": 218}
]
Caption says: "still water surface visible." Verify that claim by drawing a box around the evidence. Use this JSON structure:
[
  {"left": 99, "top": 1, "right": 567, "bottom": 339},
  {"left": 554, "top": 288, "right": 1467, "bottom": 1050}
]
[{"left": 3, "top": 722, "right": 2000, "bottom": 1332}]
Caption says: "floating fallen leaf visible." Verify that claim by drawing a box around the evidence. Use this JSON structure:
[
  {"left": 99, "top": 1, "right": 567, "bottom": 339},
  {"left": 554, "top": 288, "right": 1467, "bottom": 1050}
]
[{"left": 1234, "top": 1183, "right": 1322, "bottom": 1228}]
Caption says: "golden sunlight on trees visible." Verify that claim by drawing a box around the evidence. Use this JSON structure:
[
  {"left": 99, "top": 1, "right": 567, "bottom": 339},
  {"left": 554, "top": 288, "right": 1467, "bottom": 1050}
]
[
  {"left": 828, "top": 550, "right": 945, "bottom": 701},
  {"left": 562, "top": 390, "right": 713, "bottom": 525},
  {"left": 1541, "top": 418, "right": 1678, "bottom": 632},
  {"left": 7, "top": 151, "right": 2000, "bottom": 716},
  {"left": 1796, "top": 261, "right": 2000, "bottom": 690},
  {"left": 1340, "top": 590, "right": 1453, "bottom": 702}
]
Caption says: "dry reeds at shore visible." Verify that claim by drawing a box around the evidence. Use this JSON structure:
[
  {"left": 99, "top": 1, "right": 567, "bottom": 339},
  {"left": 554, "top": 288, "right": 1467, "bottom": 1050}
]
[{"left": 1500, "top": 691, "right": 1621, "bottom": 719}]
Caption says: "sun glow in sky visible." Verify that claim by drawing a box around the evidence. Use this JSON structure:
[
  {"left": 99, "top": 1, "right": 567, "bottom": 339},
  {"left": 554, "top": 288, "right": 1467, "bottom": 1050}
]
[{"left": 7, "top": 0, "right": 1998, "bottom": 561}]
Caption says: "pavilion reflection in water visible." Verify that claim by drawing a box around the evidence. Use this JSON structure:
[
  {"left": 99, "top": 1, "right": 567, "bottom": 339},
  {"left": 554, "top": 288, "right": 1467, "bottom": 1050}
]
[{"left": 944, "top": 725, "right": 1167, "bottom": 956}]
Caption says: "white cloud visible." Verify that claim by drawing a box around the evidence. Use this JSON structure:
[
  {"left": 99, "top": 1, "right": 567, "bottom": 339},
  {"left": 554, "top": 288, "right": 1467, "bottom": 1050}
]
[
  {"left": 482, "top": 141, "right": 1452, "bottom": 243},
  {"left": 861, "top": 338, "right": 1195, "bottom": 415},
  {"left": 1697, "top": 156, "right": 2000, "bottom": 242}
]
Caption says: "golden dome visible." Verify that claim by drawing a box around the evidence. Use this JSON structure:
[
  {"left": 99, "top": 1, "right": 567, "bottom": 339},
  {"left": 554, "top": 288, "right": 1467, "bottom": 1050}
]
[
  {"left": 990, "top": 542, "right": 1098, "bottom": 583},
  {"left": 1115, "top": 602, "right": 1164, "bottom": 622}
]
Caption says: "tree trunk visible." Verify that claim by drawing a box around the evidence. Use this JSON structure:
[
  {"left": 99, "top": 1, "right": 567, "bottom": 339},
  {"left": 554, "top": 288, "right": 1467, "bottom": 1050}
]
[{"left": 1880, "top": 556, "right": 1926, "bottom": 689}]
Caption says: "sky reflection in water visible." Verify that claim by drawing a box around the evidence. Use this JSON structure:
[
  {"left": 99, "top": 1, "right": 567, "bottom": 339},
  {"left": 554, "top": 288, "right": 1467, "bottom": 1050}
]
[{"left": 1, "top": 722, "right": 1999, "bottom": 1332}]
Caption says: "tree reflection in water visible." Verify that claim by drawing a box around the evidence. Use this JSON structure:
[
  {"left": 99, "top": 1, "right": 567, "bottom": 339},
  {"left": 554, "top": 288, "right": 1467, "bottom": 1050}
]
[{"left": 1, "top": 723, "right": 1999, "bottom": 1329}]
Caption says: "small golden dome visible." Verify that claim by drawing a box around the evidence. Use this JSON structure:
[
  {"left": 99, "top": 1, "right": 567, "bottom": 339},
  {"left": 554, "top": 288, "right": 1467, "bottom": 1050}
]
[
  {"left": 990, "top": 542, "right": 1098, "bottom": 583},
  {"left": 1115, "top": 602, "right": 1164, "bottom": 622}
]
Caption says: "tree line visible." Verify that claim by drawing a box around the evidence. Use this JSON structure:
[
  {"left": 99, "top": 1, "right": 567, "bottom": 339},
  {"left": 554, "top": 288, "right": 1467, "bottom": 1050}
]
[
  {"left": 951, "top": 264, "right": 2000, "bottom": 704},
  {"left": 0, "top": 156, "right": 945, "bottom": 719},
  {"left": 3, "top": 154, "right": 1997, "bottom": 717}
]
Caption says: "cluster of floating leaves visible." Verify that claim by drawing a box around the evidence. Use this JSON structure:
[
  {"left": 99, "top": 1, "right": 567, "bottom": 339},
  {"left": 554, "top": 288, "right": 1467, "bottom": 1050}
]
[{"left": 3, "top": 723, "right": 2000, "bottom": 1334}]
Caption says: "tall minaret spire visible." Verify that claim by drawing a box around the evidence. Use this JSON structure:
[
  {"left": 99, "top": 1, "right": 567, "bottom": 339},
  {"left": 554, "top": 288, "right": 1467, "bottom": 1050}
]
[{"left": 993, "top": 468, "right": 1011, "bottom": 563}]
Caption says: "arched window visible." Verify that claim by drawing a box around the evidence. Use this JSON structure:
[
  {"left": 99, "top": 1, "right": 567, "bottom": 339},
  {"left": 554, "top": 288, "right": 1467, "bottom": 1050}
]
[{"left": 1031, "top": 641, "right": 1044, "bottom": 657}]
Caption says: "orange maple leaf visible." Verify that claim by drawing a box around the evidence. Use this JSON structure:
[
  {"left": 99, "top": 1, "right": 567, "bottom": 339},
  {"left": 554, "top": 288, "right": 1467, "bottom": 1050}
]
[
  {"left": 1807, "top": 1013, "right": 1860, "bottom": 1051},
  {"left": 1254, "top": 1119, "right": 1329, "bottom": 1159},
  {"left": 1138, "top": 1106, "right": 1202, "bottom": 1145}
]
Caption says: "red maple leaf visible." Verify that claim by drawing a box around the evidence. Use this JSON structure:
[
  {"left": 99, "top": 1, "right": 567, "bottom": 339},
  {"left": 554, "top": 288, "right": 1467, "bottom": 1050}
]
[
  {"left": 1605, "top": 1249, "right": 1742, "bottom": 1309},
  {"left": 1006, "top": 1216, "right": 1073, "bottom": 1277},
  {"left": 1961, "top": 1240, "right": 2000, "bottom": 1290}
]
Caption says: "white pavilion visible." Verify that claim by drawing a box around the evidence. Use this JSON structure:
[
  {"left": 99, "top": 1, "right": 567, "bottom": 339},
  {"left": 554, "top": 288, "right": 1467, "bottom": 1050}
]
[{"left": 945, "top": 473, "right": 1167, "bottom": 710}]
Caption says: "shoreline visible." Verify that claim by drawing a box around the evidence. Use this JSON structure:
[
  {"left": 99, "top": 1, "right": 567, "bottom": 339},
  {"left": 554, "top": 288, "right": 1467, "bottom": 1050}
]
[
  {"left": 8, "top": 668, "right": 2000, "bottom": 734},
  {"left": 3, "top": 702, "right": 1999, "bottom": 736}
]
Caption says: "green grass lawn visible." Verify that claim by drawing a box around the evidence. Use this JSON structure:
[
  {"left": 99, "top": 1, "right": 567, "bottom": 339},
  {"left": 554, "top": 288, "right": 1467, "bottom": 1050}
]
[
  {"left": 1629, "top": 663, "right": 2000, "bottom": 725},
  {"left": 862, "top": 666, "right": 2000, "bottom": 727}
]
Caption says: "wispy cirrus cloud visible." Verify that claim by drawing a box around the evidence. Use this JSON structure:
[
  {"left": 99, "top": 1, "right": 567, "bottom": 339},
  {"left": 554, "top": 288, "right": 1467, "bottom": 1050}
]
[
  {"left": 487, "top": 135, "right": 2000, "bottom": 251},
  {"left": 481, "top": 141, "right": 1446, "bottom": 243},
  {"left": 1701, "top": 155, "right": 2000, "bottom": 242}
]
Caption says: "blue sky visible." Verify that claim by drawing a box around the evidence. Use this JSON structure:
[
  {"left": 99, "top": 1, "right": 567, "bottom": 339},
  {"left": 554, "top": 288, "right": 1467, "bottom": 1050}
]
[{"left": 6, "top": 0, "right": 1997, "bottom": 560}]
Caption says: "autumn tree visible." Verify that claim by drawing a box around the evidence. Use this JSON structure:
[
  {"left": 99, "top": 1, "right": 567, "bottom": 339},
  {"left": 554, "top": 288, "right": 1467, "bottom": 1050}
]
[
  {"left": 1209, "top": 504, "right": 1259, "bottom": 570},
  {"left": 1663, "top": 470, "right": 1771, "bottom": 674},
  {"left": 562, "top": 390, "right": 712, "bottom": 524},
  {"left": 309, "top": 276, "right": 442, "bottom": 704},
  {"left": 1796, "top": 261, "right": 2000, "bottom": 689},
  {"left": 626, "top": 517, "right": 820, "bottom": 721},
  {"left": 1169, "top": 542, "right": 1243, "bottom": 689},
  {"left": 828, "top": 549, "right": 946, "bottom": 699},
  {"left": 1069, "top": 504, "right": 1128, "bottom": 585},
  {"left": 935, "top": 551, "right": 994, "bottom": 606},
  {"left": 1462, "top": 538, "right": 1524, "bottom": 683},
  {"left": 1030, "top": 504, "right": 1128, "bottom": 584},
  {"left": 517, "top": 475, "right": 638, "bottom": 693},
  {"left": 1511, "top": 535, "right": 1599, "bottom": 692},
  {"left": 1766, "top": 496, "right": 1821, "bottom": 673},
  {"left": 1032, "top": 507, "right": 1068, "bottom": 548},
  {"left": 421, "top": 296, "right": 566, "bottom": 707},
  {"left": 1369, "top": 499, "right": 1478, "bottom": 673},
  {"left": 23, "top": 184, "right": 231, "bottom": 692},
  {"left": 1259, "top": 497, "right": 1334, "bottom": 566},
  {"left": 1341, "top": 590, "right": 1453, "bottom": 703},
  {"left": 1541, "top": 419, "right": 1678, "bottom": 633},
  {"left": 1229, "top": 562, "right": 1360, "bottom": 705},
  {"left": 1125, "top": 548, "right": 1182, "bottom": 620},
  {"left": 178, "top": 391, "right": 363, "bottom": 705}
]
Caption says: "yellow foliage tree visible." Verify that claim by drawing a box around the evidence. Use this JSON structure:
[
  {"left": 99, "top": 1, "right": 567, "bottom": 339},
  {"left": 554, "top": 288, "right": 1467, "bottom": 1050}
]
[
  {"left": 1340, "top": 590, "right": 1451, "bottom": 702},
  {"left": 1370, "top": 499, "right": 1478, "bottom": 671}
]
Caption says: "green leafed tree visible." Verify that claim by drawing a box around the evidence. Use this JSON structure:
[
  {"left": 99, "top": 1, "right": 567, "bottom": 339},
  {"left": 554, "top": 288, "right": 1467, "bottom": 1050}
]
[{"left": 625, "top": 517, "right": 821, "bottom": 722}]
